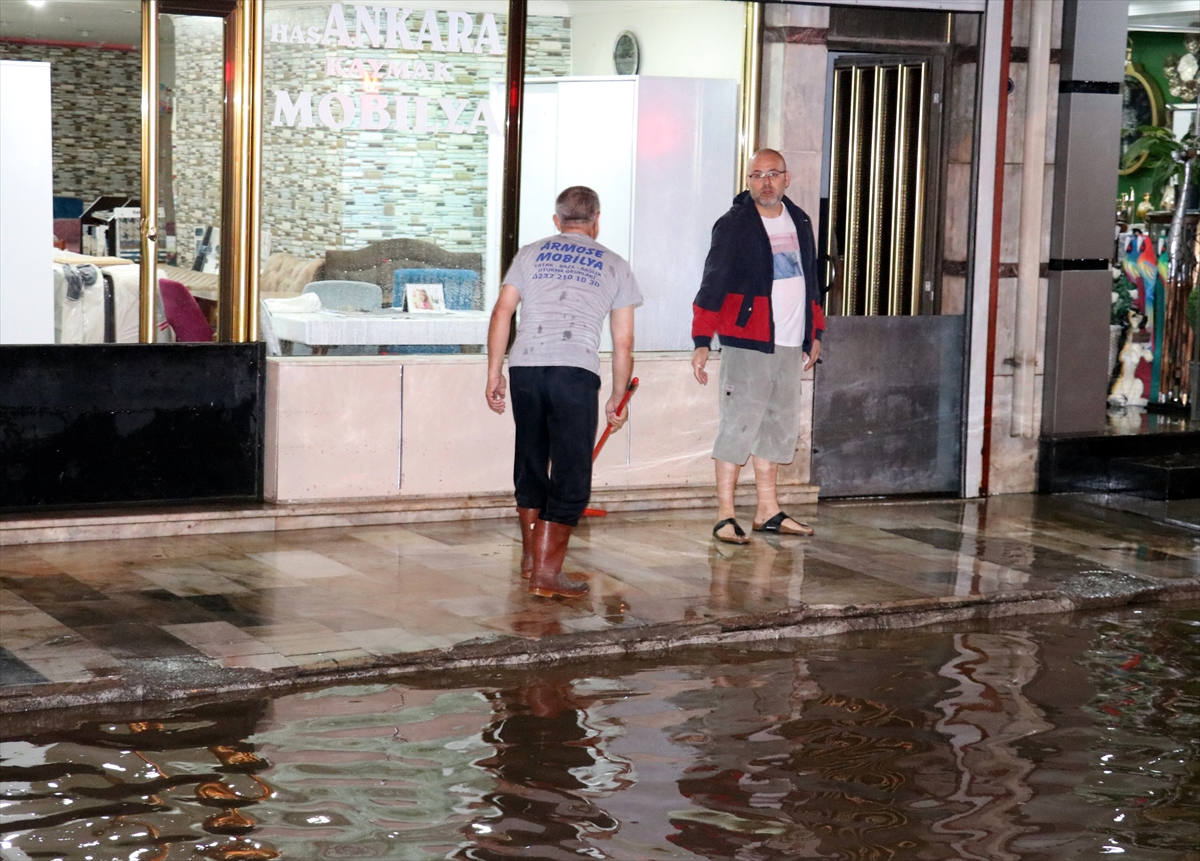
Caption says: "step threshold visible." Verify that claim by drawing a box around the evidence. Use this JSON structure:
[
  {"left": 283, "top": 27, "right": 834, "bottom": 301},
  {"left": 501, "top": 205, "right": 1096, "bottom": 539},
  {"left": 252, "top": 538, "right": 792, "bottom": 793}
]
[{"left": 0, "top": 483, "right": 820, "bottom": 546}]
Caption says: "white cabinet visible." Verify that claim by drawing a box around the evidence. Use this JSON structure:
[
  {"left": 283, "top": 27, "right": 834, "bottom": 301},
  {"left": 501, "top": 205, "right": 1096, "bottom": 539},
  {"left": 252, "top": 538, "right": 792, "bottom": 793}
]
[
  {"left": 518, "top": 75, "right": 738, "bottom": 352},
  {"left": 0, "top": 60, "right": 54, "bottom": 344}
]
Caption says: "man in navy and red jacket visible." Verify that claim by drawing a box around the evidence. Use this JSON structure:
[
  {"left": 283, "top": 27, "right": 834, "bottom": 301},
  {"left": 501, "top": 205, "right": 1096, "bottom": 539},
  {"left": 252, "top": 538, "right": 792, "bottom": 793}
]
[{"left": 691, "top": 149, "right": 825, "bottom": 544}]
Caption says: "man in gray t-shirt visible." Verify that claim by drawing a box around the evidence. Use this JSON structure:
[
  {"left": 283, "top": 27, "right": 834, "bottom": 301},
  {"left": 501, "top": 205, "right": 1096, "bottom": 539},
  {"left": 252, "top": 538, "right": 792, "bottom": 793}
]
[{"left": 487, "top": 186, "right": 642, "bottom": 600}]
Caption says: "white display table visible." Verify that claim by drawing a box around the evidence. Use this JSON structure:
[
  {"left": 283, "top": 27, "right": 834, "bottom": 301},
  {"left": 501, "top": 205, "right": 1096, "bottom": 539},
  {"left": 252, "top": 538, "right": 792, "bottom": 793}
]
[{"left": 269, "top": 308, "right": 489, "bottom": 349}]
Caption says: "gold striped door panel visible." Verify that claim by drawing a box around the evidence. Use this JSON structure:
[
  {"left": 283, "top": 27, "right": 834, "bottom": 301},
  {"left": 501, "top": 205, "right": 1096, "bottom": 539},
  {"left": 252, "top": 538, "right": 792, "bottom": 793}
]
[{"left": 828, "top": 58, "right": 932, "bottom": 317}]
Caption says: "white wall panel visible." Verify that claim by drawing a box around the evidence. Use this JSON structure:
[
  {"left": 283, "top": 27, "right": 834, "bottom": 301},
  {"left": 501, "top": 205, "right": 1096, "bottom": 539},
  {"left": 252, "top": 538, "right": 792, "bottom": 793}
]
[
  {"left": 517, "top": 82, "right": 563, "bottom": 247},
  {"left": 554, "top": 78, "right": 637, "bottom": 261},
  {"left": 514, "top": 75, "right": 737, "bottom": 352},
  {"left": 0, "top": 61, "right": 54, "bottom": 344},
  {"left": 632, "top": 77, "right": 738, "bottom": 352}
]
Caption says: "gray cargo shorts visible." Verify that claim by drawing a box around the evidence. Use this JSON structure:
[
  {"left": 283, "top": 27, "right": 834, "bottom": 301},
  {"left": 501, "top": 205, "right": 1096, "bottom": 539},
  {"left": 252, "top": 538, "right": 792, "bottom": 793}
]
[{"left": 712, "top": 344, "right": 806, "bottom": 465}]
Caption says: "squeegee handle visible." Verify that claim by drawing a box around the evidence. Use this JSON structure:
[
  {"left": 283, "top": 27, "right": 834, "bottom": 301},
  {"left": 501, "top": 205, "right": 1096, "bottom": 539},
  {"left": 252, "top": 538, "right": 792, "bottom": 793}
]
[{"left": 592, "top": 377, "right": 639, "bottom": 461}]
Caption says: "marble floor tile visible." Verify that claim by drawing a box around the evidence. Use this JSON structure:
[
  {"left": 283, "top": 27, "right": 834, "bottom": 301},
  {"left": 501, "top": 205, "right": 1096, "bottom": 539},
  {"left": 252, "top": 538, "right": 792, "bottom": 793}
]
[
  {"left": 248, "top": 550, "right": 366, "bottom": 580},
  {"left": 340, "top": 626, "right": 438, "bottom": 655},
  {"left": 133, "top": 565, "right": 255, "bottom": 597},
  {"left": 0, "top": 646, "right": 49, "bottom": 685},
  {"left": 0, "top": 547, "right": 65, "bottom": 576}
]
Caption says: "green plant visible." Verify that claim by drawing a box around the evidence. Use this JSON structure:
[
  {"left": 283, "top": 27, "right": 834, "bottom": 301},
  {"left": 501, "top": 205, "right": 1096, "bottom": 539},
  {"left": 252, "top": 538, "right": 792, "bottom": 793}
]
[
  {"left": 1188, "top": 287, "right": 1198, "bottom": 331},
  {"left": 1112, "top": 271, "right": 1136, "bottom": 326},
  {"left": 1122, "top": 125, "right": 1198, "bottom": 205}
]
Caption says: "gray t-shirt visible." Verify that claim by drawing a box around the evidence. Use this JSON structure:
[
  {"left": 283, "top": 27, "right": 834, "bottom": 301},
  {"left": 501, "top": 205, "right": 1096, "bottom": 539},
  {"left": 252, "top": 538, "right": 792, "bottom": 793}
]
[{"left": 503, "top": 232, "right": 642, "bottom": 375}]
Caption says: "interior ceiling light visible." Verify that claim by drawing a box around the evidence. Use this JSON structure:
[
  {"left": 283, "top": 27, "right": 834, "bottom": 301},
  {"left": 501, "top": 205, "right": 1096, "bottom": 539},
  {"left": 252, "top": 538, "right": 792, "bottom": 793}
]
[{"left": 27, "top": 1, "right": 47, "bottom": 8}]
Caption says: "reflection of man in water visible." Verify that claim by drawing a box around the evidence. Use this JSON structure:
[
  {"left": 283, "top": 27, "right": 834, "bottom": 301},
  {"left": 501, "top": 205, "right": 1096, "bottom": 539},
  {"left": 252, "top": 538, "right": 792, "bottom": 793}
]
[{"left": 457, "top": 677, "right": 619, "bottom": 860}]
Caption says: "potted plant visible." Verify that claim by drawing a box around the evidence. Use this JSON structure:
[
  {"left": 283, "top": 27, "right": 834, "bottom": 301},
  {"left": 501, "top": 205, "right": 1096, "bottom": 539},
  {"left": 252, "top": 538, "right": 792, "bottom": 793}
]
[{"left": 1122, "top": 125, "right": 1198, "bottom": 208}]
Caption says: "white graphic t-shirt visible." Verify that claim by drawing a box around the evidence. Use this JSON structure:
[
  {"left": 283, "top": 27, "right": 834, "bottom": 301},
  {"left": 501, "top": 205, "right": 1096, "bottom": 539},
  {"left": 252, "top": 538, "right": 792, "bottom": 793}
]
[
  {"left": 761, "top": 209, "right": 807, "bottom": 348},
  {"left": 503, "top": 233, "right": 643, "bottom": 375}
]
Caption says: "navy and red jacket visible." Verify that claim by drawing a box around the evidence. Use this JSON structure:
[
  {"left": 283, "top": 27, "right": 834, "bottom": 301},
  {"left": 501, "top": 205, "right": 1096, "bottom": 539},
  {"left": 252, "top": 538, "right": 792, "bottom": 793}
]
[{"left": 692, "top": 190, "right": 825, "bottom": 355}]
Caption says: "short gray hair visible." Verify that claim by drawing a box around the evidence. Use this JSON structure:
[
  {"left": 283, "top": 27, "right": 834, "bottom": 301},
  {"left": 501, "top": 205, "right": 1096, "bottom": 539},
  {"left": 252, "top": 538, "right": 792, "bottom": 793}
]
[{"left": 555, "top": 186, "right": 600, "bottom": 225}]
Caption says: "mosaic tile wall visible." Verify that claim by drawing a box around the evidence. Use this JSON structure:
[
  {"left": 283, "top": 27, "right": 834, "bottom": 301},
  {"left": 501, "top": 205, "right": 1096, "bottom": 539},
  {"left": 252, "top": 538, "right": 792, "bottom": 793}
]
[
  {"left": 170, "top": 17, "right": 226, "bottom": 269},
  {"left": 260, "top": 9, "right": 571, "bottom": 262},
  {"left": 0, "top": 41, "right": 141, "bottom": 202}
]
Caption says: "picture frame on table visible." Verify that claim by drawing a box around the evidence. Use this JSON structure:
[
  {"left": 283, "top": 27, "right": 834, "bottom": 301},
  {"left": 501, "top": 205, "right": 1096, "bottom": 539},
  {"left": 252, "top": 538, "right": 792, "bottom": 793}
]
[{"left": 405, "top": 282, "right": 446, "bottom": 313}]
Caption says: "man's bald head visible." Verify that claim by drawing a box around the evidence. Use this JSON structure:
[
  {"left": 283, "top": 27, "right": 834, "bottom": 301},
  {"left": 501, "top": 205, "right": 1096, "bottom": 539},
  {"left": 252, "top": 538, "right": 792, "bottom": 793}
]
[
  {"left": 749, "top": 148, "right": 787, "bottom": 173},
  {"left": 746, "top": 149, "right": 790, "bottom": 215}
]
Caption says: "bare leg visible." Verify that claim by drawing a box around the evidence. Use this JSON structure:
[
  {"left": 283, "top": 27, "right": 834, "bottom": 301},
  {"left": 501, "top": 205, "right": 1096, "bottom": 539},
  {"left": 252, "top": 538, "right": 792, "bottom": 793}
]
[
  {"left": 714, "top": 459, "right": 747, "bottom": 543},
  {"left": 751, "top": 456, "right": 780, "bottom": 524},
  {"left": 752, "top": 456, "right": 813, "bottom": 534},
  {"left": 716, "top": 459, "right": 741, "bottom": 521}
]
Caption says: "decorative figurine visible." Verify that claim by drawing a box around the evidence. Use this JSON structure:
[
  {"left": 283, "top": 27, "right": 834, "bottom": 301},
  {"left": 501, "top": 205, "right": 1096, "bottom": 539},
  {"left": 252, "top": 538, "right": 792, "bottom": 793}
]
[
  {"left": 1163, "top": 35, "right": 1199, "bottom": 103},
  {"left": 1135, "top": 192, "right": 1154, "bottom": 223},
  {"left": 1160, "top": 179, "right": 1176, "bottom": 211},
  {"left": 1108, "top": 311, "right": 1153, "bottom": 408}
]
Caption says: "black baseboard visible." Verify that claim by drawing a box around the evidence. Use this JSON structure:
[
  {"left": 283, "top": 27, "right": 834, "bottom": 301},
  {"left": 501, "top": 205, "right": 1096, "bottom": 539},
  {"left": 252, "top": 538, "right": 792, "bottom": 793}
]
[
  {"left": 1, "top": 344, "right": 264, "bottom": 511},
  {"left": 1038, "top": 431, "right": 1200, "bottom": 499}
]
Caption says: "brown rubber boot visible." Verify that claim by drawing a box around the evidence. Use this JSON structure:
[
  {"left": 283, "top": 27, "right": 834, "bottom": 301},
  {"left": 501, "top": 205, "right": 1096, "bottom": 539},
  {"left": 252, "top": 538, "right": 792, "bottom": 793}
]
[
  {"left": 517, "top": 507, "right": 539, "bottom": 579},
  {"left": 528, "top": 519, "right": 589, "bottom": 599}
]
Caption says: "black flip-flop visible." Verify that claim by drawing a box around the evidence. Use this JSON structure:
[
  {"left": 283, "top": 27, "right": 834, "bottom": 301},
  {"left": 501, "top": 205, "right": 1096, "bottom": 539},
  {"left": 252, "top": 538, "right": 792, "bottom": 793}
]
[
  {"left": 753, "top": 511, "right": 814, "bottom": 536},
  {"left": 712, "top": 517, "right": 749, "bottom": 544}
]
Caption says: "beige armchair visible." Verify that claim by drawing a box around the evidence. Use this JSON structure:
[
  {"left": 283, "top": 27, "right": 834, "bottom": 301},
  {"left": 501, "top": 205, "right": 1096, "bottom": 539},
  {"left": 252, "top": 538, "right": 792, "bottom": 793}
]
[{"left": 261, "top": 253, "right": 326, "bottom": 296}]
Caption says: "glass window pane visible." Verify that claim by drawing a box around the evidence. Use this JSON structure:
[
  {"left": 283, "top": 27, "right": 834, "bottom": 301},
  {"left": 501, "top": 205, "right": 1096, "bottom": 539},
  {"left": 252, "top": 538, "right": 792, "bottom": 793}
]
[
  {"left": 259, "top": 1, "right": 512, "bottom": 357},
  {"left": 157, "top": 13, "right": 226, "bottom": 340},
  {"left": 1, "top": 0, "right": 149, "bottom": 344}
]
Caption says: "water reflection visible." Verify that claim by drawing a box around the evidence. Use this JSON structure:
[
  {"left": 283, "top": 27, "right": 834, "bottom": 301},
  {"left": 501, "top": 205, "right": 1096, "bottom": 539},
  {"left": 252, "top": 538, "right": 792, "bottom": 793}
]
[
  {"left": 707, "top": 534, "right": 804, "bottom": 612},
  {"left": 932, "top": 632, "right": 1050, "bottom": 860},
  {"left": 0, "top": 702, "right": 281, "bottom": 859},
  {"left": 1, "top": 608, "right": 1197, "bottom": 860},
  {"left": 457, "top": 678, "right": 629, "bottom": 859}
]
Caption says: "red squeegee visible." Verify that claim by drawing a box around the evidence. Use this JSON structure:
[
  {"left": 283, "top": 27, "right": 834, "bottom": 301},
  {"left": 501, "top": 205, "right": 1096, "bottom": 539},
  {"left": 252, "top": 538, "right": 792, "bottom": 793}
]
[{"left": 582, "top": 377, "right": 639, "bottom": 517}]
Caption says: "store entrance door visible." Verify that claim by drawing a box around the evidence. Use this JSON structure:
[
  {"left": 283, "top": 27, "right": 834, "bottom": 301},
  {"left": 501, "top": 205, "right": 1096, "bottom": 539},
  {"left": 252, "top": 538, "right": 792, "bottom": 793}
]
[{"left": 811, "top": 53, "right": 964, "bottom": 497}]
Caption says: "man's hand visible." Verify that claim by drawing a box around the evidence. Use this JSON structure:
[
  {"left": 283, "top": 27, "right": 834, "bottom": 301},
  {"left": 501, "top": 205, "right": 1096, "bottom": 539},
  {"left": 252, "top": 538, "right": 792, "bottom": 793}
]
[
  {"left": 486, "top": 372, "right": 507, "bottom": 414},
  {"left": 486, "top": 284, "right": 521, "bottom": 416},
  {"left": 605, "top": 392, "right": 629, "bottom": 430},
  {"left": 803, "top": 339, "right": 822, "bottom": 371},
  {"left": 692, "top": 346, "right": 710, "bottom": 385}
]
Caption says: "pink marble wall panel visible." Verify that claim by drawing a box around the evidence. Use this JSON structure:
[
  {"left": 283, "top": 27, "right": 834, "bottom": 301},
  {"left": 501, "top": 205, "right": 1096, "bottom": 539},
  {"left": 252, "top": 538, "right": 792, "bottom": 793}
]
[
  {"left": 593, "top": 355, "right": 724, "bottom": 488},
  {"left": 269, "top": 360, "right": 402, "bottom": 501},
  {"left": 268, "top": 356, "right": 754, "bottom": 503},
  {"left": 398, "top": 358, "right": 514, "bottom": 496}
]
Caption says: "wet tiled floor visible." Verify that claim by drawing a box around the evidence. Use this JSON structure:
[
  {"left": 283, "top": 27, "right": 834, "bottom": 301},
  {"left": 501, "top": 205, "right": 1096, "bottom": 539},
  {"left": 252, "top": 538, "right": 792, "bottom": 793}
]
[{"left": 2, "top": 494, "right": 1198, "bottom": 709}]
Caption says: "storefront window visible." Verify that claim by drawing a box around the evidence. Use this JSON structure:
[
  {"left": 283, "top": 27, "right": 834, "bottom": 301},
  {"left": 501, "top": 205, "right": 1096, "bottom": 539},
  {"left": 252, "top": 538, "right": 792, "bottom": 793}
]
[
  {"left": 1, "top": 0, "right": 148, "bottom": 344},
  {"left": 259, "top": 0, "right": 519, "bottom": 356},
  {"left": 256, "top": 1, "right": 747, "bottom": 357}
]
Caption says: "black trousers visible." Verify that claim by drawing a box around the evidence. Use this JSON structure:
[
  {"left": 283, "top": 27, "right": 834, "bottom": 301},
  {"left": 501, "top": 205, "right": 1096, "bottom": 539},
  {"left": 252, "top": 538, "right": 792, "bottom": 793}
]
[{"left": 510, "top": 365, "right": 600, "bottom": 527}]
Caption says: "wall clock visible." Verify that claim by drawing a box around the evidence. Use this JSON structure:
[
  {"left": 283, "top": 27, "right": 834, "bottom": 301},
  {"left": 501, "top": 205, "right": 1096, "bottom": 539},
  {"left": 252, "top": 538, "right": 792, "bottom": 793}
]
[{"left": 614, "top": 31, "right": 639, "bottom": 76}]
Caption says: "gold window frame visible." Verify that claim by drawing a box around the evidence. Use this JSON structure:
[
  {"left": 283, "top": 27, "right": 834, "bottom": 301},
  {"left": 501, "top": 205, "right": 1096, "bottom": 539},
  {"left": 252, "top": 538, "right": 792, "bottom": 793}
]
[{"left": 139, "top": 0, "right": 264, "bottom": 343}]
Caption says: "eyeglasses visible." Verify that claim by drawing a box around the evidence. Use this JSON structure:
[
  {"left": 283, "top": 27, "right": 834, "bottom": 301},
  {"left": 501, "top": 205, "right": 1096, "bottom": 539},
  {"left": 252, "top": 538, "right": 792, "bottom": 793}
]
[{"left": 748, "top": 170, "right": 784, "bottom": 182}]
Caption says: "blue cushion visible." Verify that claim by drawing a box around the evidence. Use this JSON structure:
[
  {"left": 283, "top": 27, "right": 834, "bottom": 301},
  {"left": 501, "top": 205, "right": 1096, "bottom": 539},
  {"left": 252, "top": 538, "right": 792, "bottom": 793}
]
[
  {"left": 387, "top": 268, "right": 480, "bottom": 354},
  {"left": 54, "top": 196, "right": 84, "bottom": 219}
]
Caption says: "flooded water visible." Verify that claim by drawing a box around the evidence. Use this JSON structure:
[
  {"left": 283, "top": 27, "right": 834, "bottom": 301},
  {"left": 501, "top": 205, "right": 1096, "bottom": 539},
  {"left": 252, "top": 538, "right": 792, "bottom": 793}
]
[{"left": 3, "top": 606, "right": 1198, "bottom": 861}]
